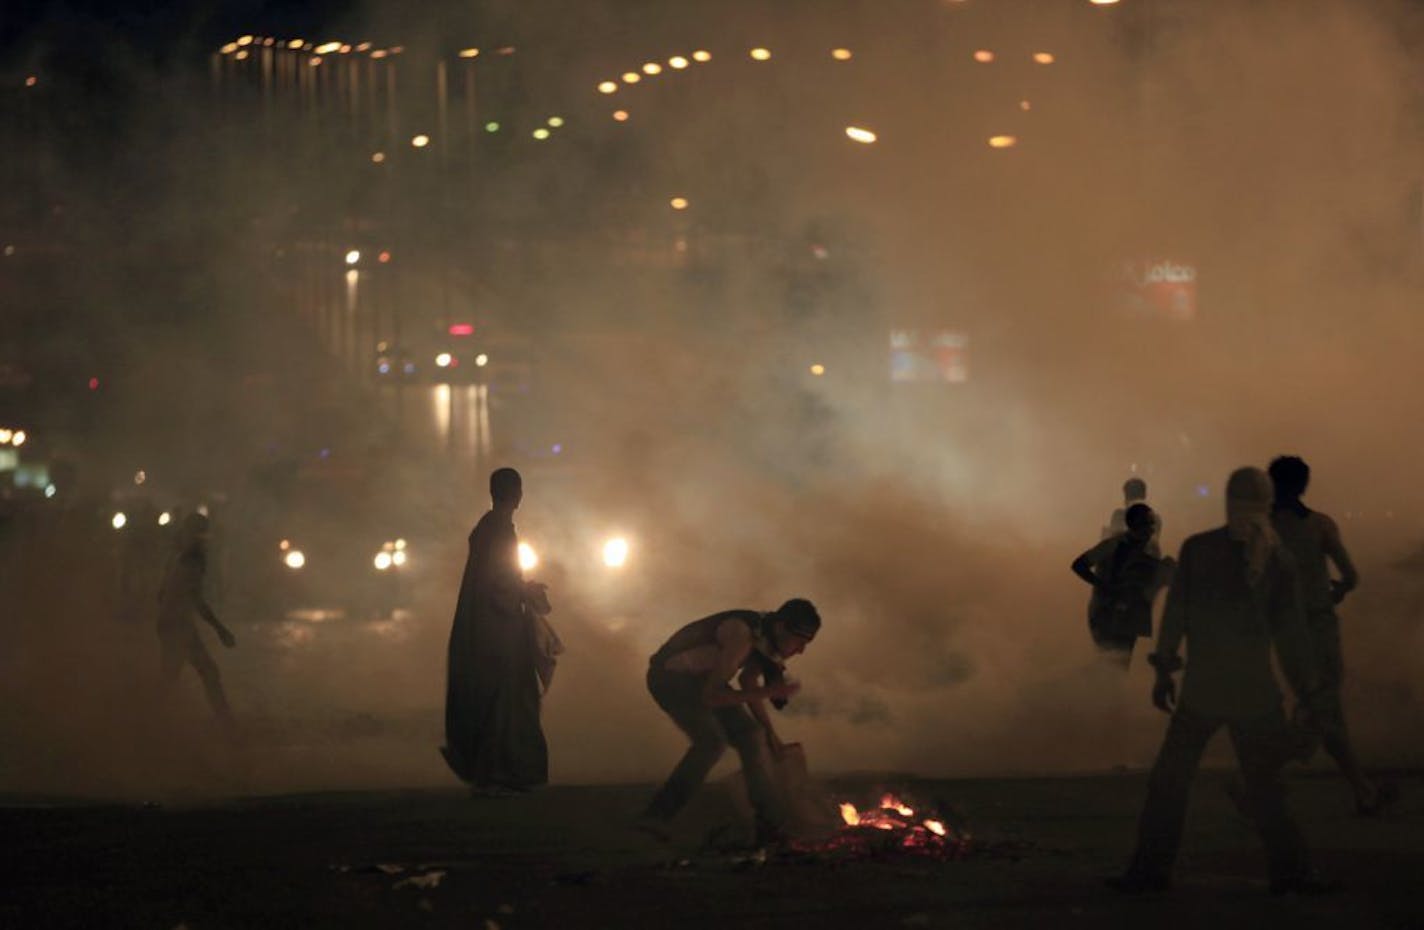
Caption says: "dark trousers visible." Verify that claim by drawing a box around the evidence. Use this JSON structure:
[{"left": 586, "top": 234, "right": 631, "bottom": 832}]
[
  {"left": 159, "top": 624, "right": 232, "bottom": 724},
  {"left": 1129, "top": 708, "right": 1309, "bottom": 882},
  {"left": 643, "top": 668, "right": 779, "bottom": 828}
]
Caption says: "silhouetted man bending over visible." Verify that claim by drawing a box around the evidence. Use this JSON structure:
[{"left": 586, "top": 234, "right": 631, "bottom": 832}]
[
  {"left": 1268, "top": 455, "right": 1393, "bottom": 815},
  {"left": 1115, "top": 467, "right": 1331, "bottom": 895},
  {"left": 640, "top": 600, "right": 818, "bottom": 844}
]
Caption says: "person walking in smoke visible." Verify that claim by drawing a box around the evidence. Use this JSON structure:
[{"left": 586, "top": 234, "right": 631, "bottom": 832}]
[
  {"left": 157, "top": 512, "right": 238, "bottom": 727},
  {"left": 1072, "top": 503, "right": 1174, "bottom": 666},
  {"left": 1105, "top": 477, "right": 1162, "bottom": 557},
  {"left": 442, "top": 467, "right": 558, "bottom": 795},
  {"left": 1268, "top": 455, "right": 1396, "bottom": 815},
  {"left": 1113, "top": 467, "right": 1335, "bottom": 895},
  {"left": 639, "top": 600, "right": 819, "bottom": 845}
]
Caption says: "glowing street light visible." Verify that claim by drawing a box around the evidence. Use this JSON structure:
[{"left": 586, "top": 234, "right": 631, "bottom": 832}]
[
  {"left": 831, "top": 48, "right": 853, "bottom": 61},
  {"left": 475, "top": 353, "right": 489, "bottom": 367},
  {"left": 810, "top": 363, "right": 826, "bottom": 376},
  {"left": 411, "top": 134, "right": 430, "bottom": 147},
  {"left": 435, "top": 352, "right": 453, "bottom": 368},
  {"left": 1033, "top": 51, "right": 1056, "bottom": 64},
  {"left": 345, "top": 249, "right": 361, "bottom": 265},
  {"left": 988, "top": 135, "right": 1018, "bottom": 148},
  {"left": 11, "top": 429, "right": 25, "bottom": 445},
  {"left": 598, "top": 80, "right": 618, "bottom": 94},
  {"left": 287, "top": 39, "right": 304, "bottom": 50},
  {"left": 112, "top": 512, "right": 128, "bottom": 530},
  {"left": 845, "top": 126, "right": 877, "bottom": 144},
  {"left": 371, "top": 151, "right": 386, "bottom": 163},
  {"left": 612, "top": 109, "right": 630, "bottom": 122},
  {"left": 973, "top": 49, "right": 995, "bottom": 63},
  {"left": 669, "top": 197, "right": 689, "bottom": 210},
  {"left": 315, "top": 41, "right": 341, "bottom": 55},
  {"left": 643, "top": 62, "right": 662, "bottom": 75},
  {"left": 547, "top": 116, "right": 564, "bottom": 127},
  {"left": 237, "top": 35, "right": 254, "bottom": 46},
  {"left": 532, "top": 127, "right": 551, "bottom": 140},
  {"left": 158, "top": 512, "right": 172, "bottom": 526},
  {"left": 484, "top": 121, "right": 501, "bottom": 133},
  {"left": 692, "top": 50, "right": 712, "bottom": 62},
  {"left": 669, "top": 56, "right": 689, "bottom": 69},
  {"left": 459, "top": 48, "right": 480, "bottom": 58},
  {"left": 622, "top": 71, "right": 641, "bottom": 84},
  {"left": 1090, "top": 0, "right": 1121, "bottom": 5},
  {"left": 749, "top": 47, "right": 772, "bottom": 61}
]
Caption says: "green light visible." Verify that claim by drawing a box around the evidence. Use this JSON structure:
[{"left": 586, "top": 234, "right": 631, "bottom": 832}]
[{"left": 484, "top": 121, "right": 500, "bottom": 133}]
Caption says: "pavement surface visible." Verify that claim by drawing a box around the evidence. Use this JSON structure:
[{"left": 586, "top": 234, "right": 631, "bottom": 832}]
[{"left": 3, "top": 771, "right": 1419, "bottom": 930}]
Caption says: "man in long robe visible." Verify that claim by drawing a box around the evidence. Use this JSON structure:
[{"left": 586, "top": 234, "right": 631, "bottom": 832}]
[{"left": 442, "top": 467, "right": 550, "bottom": 793}]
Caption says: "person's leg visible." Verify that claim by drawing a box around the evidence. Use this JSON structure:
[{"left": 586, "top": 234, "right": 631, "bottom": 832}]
[
  {"left": 717, "top": 706, "right": 783, "bottom": 839},
  {"left": 1229, "top": 713, "right": 1314, "bottom": 888},
  {"left": 1122, "top": 711, "right": 1217, "bottom": 884},
  {"left": 1308, "top": 614, "right": 1379, "bottom": 810},
  {"left": 643, "top": 673, "right": 728, "bottom": 822},
  {"left": 186, "top": 629, "right": 234, "bottom": 725}
]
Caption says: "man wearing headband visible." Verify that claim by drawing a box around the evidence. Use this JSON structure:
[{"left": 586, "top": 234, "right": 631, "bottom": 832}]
[
  {"left": 1114, "top": 467, "right": 1331, "bottom": 895},
  {"left": 639, "top": 599, "right": 819, "bottom": 844}
]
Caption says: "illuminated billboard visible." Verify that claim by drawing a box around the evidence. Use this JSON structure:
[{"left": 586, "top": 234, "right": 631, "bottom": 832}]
[
  {"left": 890, "top": 329, "right": 969, "bottom": 383},
  {"left": 1115, "top": 259, "right": 1197, "bottom": 321}
]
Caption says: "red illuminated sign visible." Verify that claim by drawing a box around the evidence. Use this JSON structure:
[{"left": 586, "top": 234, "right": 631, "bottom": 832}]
[{"left": 448, "top": 324, "right": 474, "bottom": 336}]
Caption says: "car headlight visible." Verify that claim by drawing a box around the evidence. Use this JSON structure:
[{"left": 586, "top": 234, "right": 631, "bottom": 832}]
[
  {"left": 518, "top": 541, "right": 539, "bottom": 572},
  {"left": 374, "top": 551, "right": 393, "bottom": 571},
  {"left": 602, "top": 536, "right": 630, "bottom": 569},
  {"left": 284, "top": 549, "right": 306, "bottom": 570},
  {"left": 112, "top": 512, "right": 127, "bottom": 530}
]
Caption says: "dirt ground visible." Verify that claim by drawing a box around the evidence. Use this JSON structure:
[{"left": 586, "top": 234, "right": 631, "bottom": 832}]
[{"left": 2, "top": 771, "right": 1419, "bottom": 930}]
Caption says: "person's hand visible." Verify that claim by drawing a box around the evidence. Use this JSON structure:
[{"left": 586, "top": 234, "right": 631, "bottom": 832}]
[
  {"left": 1329, "top": 580, "right": 1350, "bottom": 605},
  {"left": 1151, "top": 673, "right": 1176, "bottom": 713},
  {"left": 217, "top": 626, "right": 237, "bottom": 649},
  {"left": 765, "top": 680, "right": 801, "bottom": 703}
]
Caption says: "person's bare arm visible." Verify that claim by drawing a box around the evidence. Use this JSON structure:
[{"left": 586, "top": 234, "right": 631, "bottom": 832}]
[
  {"left": 1071, "top": 539, "right": 1114, "bottom": 588},
  {"left": 186, "top": 557, "right": 235, "bottom": 647},
  {"left": 1149, "top": 541, "right": 1191, "bottom": 711},
  {"left": 701, "top": 622, "right": 798, "bottom": 708},
  {"left": 739, "top": 665, "right": 784, "bottom": 754},
  {"left": 1322, "top": 515, "right": 1360, "bottom": 603}
]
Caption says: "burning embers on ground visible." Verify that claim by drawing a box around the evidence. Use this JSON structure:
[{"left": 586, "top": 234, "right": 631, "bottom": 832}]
[{"left": 791, "top": 792, "right": 971, "bottom": 859}]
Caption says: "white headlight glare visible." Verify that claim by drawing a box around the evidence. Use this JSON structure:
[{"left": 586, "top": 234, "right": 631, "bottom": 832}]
[
  {"left": 392, "top": 550, "right": 407, "bottom": 567},
  {"left": 602, "top": 536, "right": 630, "bottom": 569},
  {"left": 285, "top": 550, "right": 306, "bottom": 570},
  {"left": 374, "top": 551, "right": 393, "bottom": 571},
  {"left": 518, "top": 541, "right": 539, "bottom": 572}
]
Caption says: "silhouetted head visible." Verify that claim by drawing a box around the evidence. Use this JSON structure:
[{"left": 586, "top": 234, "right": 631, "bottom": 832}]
[
  {"left": 489, "top": 467, "right": 523, "bottom": 510},
  {"left": 1268, "top": 455, "right": 1310, "bottom": 501},
  {"left": 1123, "top": 478, "right": 1147, "bottom": 503},
  {"left": 1125, "top": 503, "right": 1156, "bottom": 542},
  {"left": 770, "top": 598, "right": 820, "bottom": 658}
]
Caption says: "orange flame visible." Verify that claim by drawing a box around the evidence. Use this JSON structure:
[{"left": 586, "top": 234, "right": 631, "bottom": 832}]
[
  {"left": 880, "top": 794, "right": 915, "bottom": 817},
  {"left": 924, "top": 820, "right": 947, "bottom": 836},
  {"left": 839, "top": 803, "right": 860, "bottom": 826}
]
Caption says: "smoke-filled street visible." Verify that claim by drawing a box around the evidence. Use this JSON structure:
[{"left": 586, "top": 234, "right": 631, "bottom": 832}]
[{"left": 3, "top": 0, "right": 1424, "bottom": 925}]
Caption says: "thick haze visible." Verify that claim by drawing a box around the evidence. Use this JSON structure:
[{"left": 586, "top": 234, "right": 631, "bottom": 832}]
[{"left": 3, "top": 0, "right": 1423, "bottom": 798}]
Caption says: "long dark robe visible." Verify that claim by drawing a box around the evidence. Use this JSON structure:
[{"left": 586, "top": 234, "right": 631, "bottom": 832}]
[{"left": 442, "top": 510, "right": 548, "bottom": 788}]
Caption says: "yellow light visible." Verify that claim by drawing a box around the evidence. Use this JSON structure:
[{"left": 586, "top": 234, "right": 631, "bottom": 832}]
[
  {"left": 394, "top": 538, "right": 407, "bottom": 550},
  {"left": 622, "top": 71, "right": 641, "bottom": 84},
  {"left": 288, "top": 39, "right": 305, "bottom": 50},
  {"left": 345, "top": 249, "right": 361, "bottom": 265},
  {"left": 1090, "top": 0, "right": 1121, "bottom": 5},
  {"left": 810, "top": 364, "right": 826, "bottom": 376},
  {"left": 670, "top": 197, "right": 689, "bottom": 210},
  {"left": 392, "top": 550, "right": 407, "bottom": 567},
  {"left": 831, "top": 48, "right": 853, "bottom": 61},
  {"left": 371, "top": 151, "right": 386, "bottom": 164},
  {"left": 315, "top": 41, "right": 341, "bottom": 55},
  {"left": 1020, "top": 99, "right": 1032, "bottom": 111},
  {"left": 973, "top": 49, "right": 994, "bottom": 63},
  {"left": 598, "top": 80, "right": 618, "bottom": 94},
  {"left": 749, "top": 47, "right": 772, "bottom": 61},
  {"left": 309, "top": 57, "right": 323, "bottom": 66},
  {"left": 459, "top": 48, "right": 480, "bottom": 58},
  {"left": 532, "top": 127, "right": 550, "bottom": 140},
  {"left": 285, "top": 550, "right": 306, "bottom": 570},
  {"left": 988, "top": 134, "right": 1018, "bottom": 148},
  {"left": 1033, "top": 51, "right": 1055, "bottom": 64},
  {"left": 547, "top": 116, "right": 564, "bottom": 127},
  {"left": 158, "top": 512, "right": 172, "bottom": 526},
  {"left": 845, "top": 126, "right": 877, "bottom": 144},
  {"left": 475, "top": 353, "right": 489, "bottom": 367},
  {"left": 370, "top": 49, "right": 388, "bottom": 59},
  {"left": 612, "top": 109, "right": 630, "bottom": 122},
  {"left": 339, "top": 45, "right": 352, "bottom": 54},
  {"left": 11, "top": 429, "right": 25, "bottom": 446},
  {"left": 602, "top": 537, "right": 630, "bottom": 569},
  {"left": 518, "top": 542, "right": 539, "bottom": 572},
  {"left": 411, "top": 134, "right": 430, "bottom": 147},
  {"left": 237, "top": 35, "right": 254, "bottom": 46},
  {"left": 643, "top": 62, "right": 662, "bottom": 75},
  {"left": 112, "top": 512, "right": 127, "bottom": 530},
  {"left": 220, "top": 43, "right": 239, "bottom": 54},
  {"left": 235, "top": 50, "right": 250, "bottom": 61},
  {"left": 355, "top": 42, "right": 372, "bottom": 52},
  {"left": 264, "top": 38, "right": 275, "bottom": 47},
  {"left": 692, "top": 50, "right": 712, "bottom": 62},
  {"left": 669, "top": 56, "right": 689, "bottom": 69},
  {"left": 435, "top": 352, "right": 453, "bottom": 367},
  {"left": 0, "top": 429, "right": 11, "bottom": 442}
]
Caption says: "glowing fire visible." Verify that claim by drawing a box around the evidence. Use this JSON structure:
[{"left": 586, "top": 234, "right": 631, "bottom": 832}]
[{"left": 819, "top": 792, "right": 970, "bottom": 858}]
